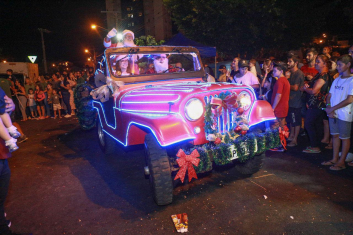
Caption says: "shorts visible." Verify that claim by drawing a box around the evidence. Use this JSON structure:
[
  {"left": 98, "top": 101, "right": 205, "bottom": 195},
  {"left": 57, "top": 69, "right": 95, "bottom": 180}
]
[
  {"left": 36, "top": 100, "right": 45, "bottom": 107},
  {"left": 286, "top": 107, "right": 301, "bottom": 126},
  {"left": 29, "top": 105, "right": 37, "bottom": 113},
  {"left": 329, "top": 118, "right": 352, "bottom": 139},
  {"left": 53, "top": 103, "right": 62, "bottom": 111}
]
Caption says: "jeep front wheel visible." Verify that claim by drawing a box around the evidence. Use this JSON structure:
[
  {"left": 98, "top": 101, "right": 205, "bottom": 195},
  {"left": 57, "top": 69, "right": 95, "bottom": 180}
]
[
  {"left": 144, "top": 133, "right": 173, "bottom": 205},
  {"left": 97, "top": 119, "right": 116, "bottom": 154},
  {"left": 234, "top": 153, "right": 265, "bottom": 175}
]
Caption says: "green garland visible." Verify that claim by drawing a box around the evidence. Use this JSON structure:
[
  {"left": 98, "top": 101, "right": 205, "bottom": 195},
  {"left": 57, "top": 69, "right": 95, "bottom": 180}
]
[
  {"left": 213, "top": 143, "right": 232, "bottom": 166},
  {"left": 193, "top": 147, "right": 213, "bottom": 173},
  {"left": 180, "top": 128, "right": 280, "bottom": 174},
  {"left": 74, "top": 84, "right": 97, "bottom": 130},
  {"left": 255, "top": 133, "right": 266, "bottom": 155}
]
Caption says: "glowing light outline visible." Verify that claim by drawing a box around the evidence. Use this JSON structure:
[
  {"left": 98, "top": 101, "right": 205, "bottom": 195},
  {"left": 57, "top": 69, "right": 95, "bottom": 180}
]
[
  {"left": 94, "top": 103, "right": 195, "bottom": 147},
  {"left": 121, "top": 95, "right": 180, "bottom": 104},
  {"left": 249, "top": 118, "right": 277, "bottom": 127}
]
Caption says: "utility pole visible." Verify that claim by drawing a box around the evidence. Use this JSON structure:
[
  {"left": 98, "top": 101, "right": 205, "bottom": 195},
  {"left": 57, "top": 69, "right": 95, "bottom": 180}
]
[{"left": 38, "top": 28, "right": 51, "bottom": 73}]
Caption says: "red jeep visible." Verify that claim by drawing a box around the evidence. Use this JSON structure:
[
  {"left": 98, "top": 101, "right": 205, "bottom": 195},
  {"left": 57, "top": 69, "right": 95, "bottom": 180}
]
[{"left": 93, "top": 46, "right": 278, "bottom": 205}]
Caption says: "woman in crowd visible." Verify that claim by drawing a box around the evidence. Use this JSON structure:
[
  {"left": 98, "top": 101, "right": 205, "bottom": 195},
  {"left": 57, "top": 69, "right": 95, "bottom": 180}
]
[
  {"left": 14, "top": 80, "right": 28, "bottom": 121},
  {"left": 46, "top": 83, "right": 54, "bottom": 116},
  {"left": 68, "top": 73, "right": 77, "bottom": 115},
  {"left": 302, "top": 55, "right": 333, "bottom": 153},
  {"left": 60, "top": 74, "right": 72, "bottom": 118}
]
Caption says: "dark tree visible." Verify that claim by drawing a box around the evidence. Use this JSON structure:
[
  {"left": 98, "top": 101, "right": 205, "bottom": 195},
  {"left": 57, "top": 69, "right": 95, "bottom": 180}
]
[{"left": 163, "top": 0, "right": 349, "bottom": 57}]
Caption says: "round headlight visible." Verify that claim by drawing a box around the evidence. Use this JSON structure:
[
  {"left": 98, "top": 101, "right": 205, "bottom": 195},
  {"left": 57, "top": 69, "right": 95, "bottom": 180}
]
[
  {"left": 238, "top": 91, "right": 252, "bottom": 111},
  {"left": 185, "top": 98, "right": 204, "bottom": 121}
]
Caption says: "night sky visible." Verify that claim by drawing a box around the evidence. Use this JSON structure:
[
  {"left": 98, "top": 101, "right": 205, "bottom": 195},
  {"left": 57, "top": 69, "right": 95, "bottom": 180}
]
[{"left": 0, "top": 0, "right": 107, "bottom": 66}]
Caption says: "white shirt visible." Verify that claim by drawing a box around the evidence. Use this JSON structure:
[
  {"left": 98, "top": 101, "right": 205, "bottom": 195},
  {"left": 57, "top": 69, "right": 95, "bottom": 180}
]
[
  {"left": 231, "top": 71, "right": 259, "bottom": 86},
  {"left": 329, "top": 75, "right": 353, "bottom": 122}
]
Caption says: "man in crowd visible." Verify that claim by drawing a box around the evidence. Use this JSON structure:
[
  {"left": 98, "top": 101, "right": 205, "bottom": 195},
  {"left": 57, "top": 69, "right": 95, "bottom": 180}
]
[
  {"left": 217, "top": 65, "right": 229, "bottom": 82},
  {"left": 300, "top": 48, "right": 319, "bottom": 135},
  {"left": 301, "top": 48, "right": 318, "bottom": 81},
  {"left": 286, "top": 54, "right": 305, "bottom": 147},
  {"left": 103, "top": 29, "right": 136, "bottom": 48},
  {"left": 230, "top": 57, "right": 240, "bottom": 77},
  {"left": 270, "top": 62, "right": 290, "bottom": 152},
  {"left": 231, "top": 60, "right": 260, "bottom": 89}
]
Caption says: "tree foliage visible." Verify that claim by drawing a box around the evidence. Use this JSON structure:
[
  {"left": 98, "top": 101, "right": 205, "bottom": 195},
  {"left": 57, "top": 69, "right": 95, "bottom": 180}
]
[
  {"left": 135, "top": 35, "right": 165, "bottom": 46},
  {"left": 163, "top": 0, "right": 346, "bottom": 57}
]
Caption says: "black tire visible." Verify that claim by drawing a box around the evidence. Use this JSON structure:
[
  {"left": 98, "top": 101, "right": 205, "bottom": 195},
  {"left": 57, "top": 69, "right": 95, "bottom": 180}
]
[
  {"left": 144, "top": 133, "right": 173, "bottom": 205},
  {"left": 234, "top": 153, "right": 265, "bottom": 175},
  {"left": 97, "top": 119, "right": 116, "bottom": 154}
]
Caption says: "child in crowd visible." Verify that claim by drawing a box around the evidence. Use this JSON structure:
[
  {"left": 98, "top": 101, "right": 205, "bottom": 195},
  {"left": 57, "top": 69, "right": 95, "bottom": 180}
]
[
  {"left": 28, "top": 88, "right": 37, "bottom": 118},
  {"left": 322, "top": 55, "right": 353, "bottom": 170},
  {"left": 0, "top": 88, "right": 21, "bottom": 152},
  {"left": 35, "top": 85, "right": 45, "bottom": 119},
  {"left": 51, "top": 89, "right": 62, "bottom": 119}
]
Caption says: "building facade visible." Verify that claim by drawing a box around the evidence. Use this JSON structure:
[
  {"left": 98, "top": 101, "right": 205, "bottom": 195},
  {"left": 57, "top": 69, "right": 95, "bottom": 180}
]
[{"left": 105, "top": 0, "right": 172, "bottom": 41}]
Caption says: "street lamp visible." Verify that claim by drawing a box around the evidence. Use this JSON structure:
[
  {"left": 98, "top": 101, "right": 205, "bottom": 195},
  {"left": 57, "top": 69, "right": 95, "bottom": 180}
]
[{"left": 90, "top": 24, "right": 107, "bottom": 31}]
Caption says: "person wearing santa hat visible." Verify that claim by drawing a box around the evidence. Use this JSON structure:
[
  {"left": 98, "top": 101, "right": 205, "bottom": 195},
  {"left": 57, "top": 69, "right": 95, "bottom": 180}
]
[{"left": 103, "top": 29, "right": 136, "bottom": 48}]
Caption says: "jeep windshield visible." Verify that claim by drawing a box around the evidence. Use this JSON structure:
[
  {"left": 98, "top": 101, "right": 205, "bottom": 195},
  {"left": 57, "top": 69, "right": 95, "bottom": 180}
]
[{"left": 105, "top": 46, "right": 205, "bottom": 83}]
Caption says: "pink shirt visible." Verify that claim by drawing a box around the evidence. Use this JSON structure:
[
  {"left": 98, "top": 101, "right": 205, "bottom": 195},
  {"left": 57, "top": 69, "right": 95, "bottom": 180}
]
[{"left": 232, "top": 71, "right": 259, "bottom": 86}]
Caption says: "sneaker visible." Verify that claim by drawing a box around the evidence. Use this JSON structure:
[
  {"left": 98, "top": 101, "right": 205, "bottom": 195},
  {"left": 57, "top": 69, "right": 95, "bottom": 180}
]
[
  {"left": 5, "top": 138, "right": 18, "bottom": 152},
  {"left": 17, "top": 135, "right": 28, "bottom": 144},
  {"left": 7, "top": 126, "right": 21, "bottom": 139},
  {"left": 6, "top": 219, "right": 11, "bottom": 227},
  {"left": 270, "top": 146, "right": 285, "bottom": 152},
  {"left": 64, "top": 114, "right": 71, "bottom": 118}
]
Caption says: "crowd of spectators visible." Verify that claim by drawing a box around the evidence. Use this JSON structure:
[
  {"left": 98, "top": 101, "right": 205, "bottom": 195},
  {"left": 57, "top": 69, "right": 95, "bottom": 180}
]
[
  {"left": 210, "top": 45, "right": 353, "bottom": 170},
  {"left": 0, "top": 69, "right": 96, "bottom": 122}
]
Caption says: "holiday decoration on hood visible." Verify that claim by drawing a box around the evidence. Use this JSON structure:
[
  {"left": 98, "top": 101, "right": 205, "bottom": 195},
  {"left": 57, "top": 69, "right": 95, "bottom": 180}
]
[
  {"left": 204, "top": 91, "right": 250, "bottom": 144},
  {"left": 174, "top": 149, "right": 200, "bottom": 183}
]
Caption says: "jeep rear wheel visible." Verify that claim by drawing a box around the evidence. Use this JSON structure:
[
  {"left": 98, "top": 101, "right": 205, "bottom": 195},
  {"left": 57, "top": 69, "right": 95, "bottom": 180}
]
[
  {"left": 144, "top": 133, "right": 173, "bottom": 205},
  {"left": 97, "top": 119, "right": 116, "bottom": 154},
  {"left": 234, "top": 153, "right": 265, "bottom": 175}
]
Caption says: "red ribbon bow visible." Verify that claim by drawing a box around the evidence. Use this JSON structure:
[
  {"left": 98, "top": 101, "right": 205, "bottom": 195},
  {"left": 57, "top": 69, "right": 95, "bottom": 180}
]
[
  {"left": 279, "top": 126, "right": 290, "bottom": 150},
  {"left": 210, "top": 93, "right": 238, "bottom": 116},
  {"left": 174, "top": 149, "right": 200, "bottom": 183}
]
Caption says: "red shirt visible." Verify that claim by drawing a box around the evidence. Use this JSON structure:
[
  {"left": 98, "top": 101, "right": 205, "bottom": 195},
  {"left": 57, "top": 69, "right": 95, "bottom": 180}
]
[
  {"left": 300, "top": 65, "right": 318, "bottom": 78},
  {"left": 271, "top": 76, "right": 290, "bottom": 118}
]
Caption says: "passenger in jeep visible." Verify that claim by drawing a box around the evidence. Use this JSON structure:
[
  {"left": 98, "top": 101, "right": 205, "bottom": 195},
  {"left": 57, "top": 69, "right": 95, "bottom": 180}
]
[{"left": 114, "top": 55, "right": 131, "bottom": 76}]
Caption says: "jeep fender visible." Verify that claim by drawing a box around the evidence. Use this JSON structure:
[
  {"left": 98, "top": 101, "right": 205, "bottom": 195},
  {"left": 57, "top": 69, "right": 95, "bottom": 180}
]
[
  {"left": 126, "top": 113, "right": 195, "bottom": 147},
  {"left": 248, "top": 100, "right": 276, "bottom": 127}
]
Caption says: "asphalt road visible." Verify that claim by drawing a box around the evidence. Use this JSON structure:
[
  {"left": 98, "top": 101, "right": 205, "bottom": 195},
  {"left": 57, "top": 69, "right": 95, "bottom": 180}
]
[{"left": 5, "top": 117, "right": 353, "bottom": 235}]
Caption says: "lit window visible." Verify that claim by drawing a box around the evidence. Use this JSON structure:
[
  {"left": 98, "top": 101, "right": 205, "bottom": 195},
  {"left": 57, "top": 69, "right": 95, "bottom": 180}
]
[
  {"left": 132, "top": 22, "right": 134, "bottom": 26},
  {"left": 131, "top": 7, "right": 133, "bottom": 10},
  {"left": 127, "top": 7, "right": 130, "bottom": 11},
  {"left": 131, "top": 14, "right": 133, "bottom": 18},
  {"left": 139, "top": 12, "right": 142, "bottom": 16}
]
